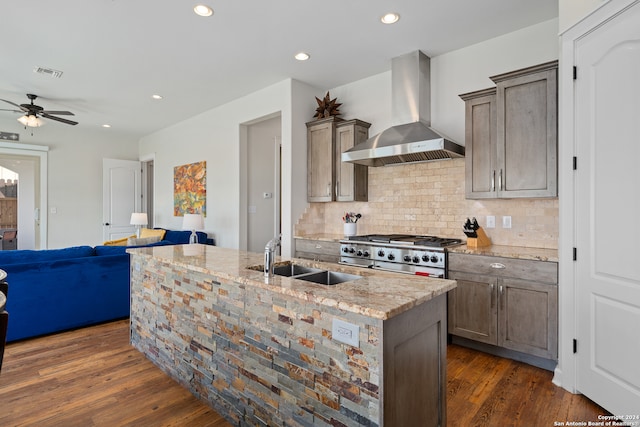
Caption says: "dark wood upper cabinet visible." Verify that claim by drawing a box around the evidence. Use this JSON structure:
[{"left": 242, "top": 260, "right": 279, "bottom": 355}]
[{"left": 460, "top": 61, "right": 558, "bottom": 199}]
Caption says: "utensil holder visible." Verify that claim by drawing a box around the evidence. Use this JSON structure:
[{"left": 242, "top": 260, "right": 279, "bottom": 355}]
[
  {"left": 344, "top": 223, "right": 357, "bottom": 236},
  {"left": 467, "top": 227, "right": 491, "bottom": 248}
]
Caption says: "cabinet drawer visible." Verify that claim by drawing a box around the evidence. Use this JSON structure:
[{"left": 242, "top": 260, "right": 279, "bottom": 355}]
[
  {"left": 295, "top": 239, "right": 340, "bottom": 263},
  {"left": 448, "top": 253, "right": 557, "bottom": 285}
]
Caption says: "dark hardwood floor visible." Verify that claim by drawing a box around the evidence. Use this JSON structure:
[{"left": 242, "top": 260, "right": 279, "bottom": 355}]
[{"left": 0, "top": 320, "right": 609, "bottom": 426}]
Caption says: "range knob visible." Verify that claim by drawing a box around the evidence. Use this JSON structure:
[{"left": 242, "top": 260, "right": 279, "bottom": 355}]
[
  {"left": 342, "top": 247, "right": 350, "bottom": 253},
  {"left": 349, "top": 248, "right": 356, "bottom": 254},
  {"left": 403, "top": 255, "right": 411, "bottom": 262},
  {"left": 422, "top": 255, "right": 429, "bottom": 262},
  {"left": 387, "top": 253, "right": 395, "bottom": 261},
  {"left": 430, "top": 255, "right": 439, "bottom": 263},
  {"left": 412, "top": 256, "right": 420, "bottom": 263},
  {"left": 378, "top": 250, "right": 385, "bottom": 257},
  {"left": 356, "top": 250, "right": 363, "bottom": 257},
  {"left": 363, "top": 250, "right": 370, "bottom": 257}
]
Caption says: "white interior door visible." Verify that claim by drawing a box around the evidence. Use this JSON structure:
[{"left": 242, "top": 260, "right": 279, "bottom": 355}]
[
  {"left": 574, "top": 0, "right": 640, "bottom": 413},
  {"left": 103, "top": 158, "right": 141, "bottom": 241}
]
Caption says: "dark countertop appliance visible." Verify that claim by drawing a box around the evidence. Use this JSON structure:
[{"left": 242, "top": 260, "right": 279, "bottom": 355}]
[{"left": 339, "top": 234, "right": 463, "bottom": 278}]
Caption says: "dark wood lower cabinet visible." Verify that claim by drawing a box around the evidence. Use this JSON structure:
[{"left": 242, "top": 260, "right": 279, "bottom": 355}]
[{"left": 447, "top": 253, "right": 558, "bottom": 365}]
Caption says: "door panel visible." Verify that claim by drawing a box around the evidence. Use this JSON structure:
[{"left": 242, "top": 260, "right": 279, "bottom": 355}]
[
  {"left": 103, "top": 159, "right": 141, "bottom": 241},
  {"left": 447, "top": 271, "right": 497, "bottom": 345},
  {"left": 499, "top": 278, "right": 557, "bottom": 359},
  {"left": 575, "top": 0, "right": 640, "bottom": 412}
]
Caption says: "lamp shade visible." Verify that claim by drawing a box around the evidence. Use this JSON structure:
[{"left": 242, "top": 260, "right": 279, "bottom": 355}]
[
  {"left": 182, "top": 213, "right": 204, "bottom": 231},
  {"left": 17, "top": 115, "right": 45, "bottom": 127},
  {"left": 130, "top": 212, "right": 148, "bottom": 226}
]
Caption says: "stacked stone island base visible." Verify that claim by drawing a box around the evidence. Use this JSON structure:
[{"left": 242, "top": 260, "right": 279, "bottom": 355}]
[{"left": 129, "top": 244, "right": 454, "bottom": 426}]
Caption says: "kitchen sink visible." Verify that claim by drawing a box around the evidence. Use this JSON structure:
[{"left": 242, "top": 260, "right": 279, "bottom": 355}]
[
  {"left": 247, "top": 262, "right": 361, "bottom": 285},
  {"left": 272, "top": 263, "right": 324, "bottom": 277},
  {"left": 294, "top": 270, "right": 362, "bottom": 286}
]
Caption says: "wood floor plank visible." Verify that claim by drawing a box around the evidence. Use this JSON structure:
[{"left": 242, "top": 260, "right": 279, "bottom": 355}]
[{"left": 0, "top": 319, "right": 611, "bottom": 426}]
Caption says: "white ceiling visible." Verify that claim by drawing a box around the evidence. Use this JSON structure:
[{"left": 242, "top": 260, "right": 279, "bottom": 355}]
[{"left": 0, "top": 0, "right": 557, "bottom": 140}]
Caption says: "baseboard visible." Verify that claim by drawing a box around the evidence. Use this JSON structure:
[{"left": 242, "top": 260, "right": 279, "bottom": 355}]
[{"left": 450, "top": 335, "right": 558, "bottom": 371}]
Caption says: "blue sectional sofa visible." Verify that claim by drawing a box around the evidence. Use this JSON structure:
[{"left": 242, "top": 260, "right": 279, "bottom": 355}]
[{"left": 2, "top": 229, "right": 211, "bottom": 342}]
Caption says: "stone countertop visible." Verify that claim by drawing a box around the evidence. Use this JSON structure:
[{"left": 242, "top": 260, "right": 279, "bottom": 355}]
[
  {"left": 448, "top": 244, "right": 558, "bottom": 262},
  {"left": 127, "top": 244, "right": 455, "bottom": 320},
  {"left": 294, "top": 233, "right": 345, "bottom": 242},
  {"left": 294, "top": 234, "right": 558, "bottom": 263}
]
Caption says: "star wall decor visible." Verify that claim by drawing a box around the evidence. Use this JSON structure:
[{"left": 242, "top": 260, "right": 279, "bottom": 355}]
[{"left": 314, "top": 91, "right": 342, "bottom": 120}]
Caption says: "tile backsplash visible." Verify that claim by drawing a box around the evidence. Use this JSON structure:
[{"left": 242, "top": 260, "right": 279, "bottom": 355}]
[{"left": 295, "top": 158, "right": 558, "bottom": 249}]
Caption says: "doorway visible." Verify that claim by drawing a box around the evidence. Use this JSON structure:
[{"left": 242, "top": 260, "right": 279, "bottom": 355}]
[
  {"left": 242, "top": 114, "right": 282, "bottom": 253},
  {"left": 141, "top": 158, "right": 154, "bottom": 229},
  {"left": 0, "top": 142, "right": 47, "bottom": 249}
]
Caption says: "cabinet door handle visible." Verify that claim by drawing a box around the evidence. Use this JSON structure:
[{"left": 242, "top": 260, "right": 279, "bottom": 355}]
[
  {"left": 499, "top": 169, "right": 503, "bottom": 191},
  {"left": 490, "top": 263, "right": 506, "bottom": 269},
  {"left": 491, "top": 170, "right": 495, "bottom": 192},
  {"left": 315, "top": 244, "right": 322, "bottom": 249},
  {"left": 499, "top": 285, "right": 504, "bottom": 310},
  {"left": 327, "top": 183, "right": 331, "bottom": 196},
  {"left": 490, "top": 283, "right": 495, "bottom": 309},
  {"left": 335, "top": 183, "right": 338, "bottom": 198}
]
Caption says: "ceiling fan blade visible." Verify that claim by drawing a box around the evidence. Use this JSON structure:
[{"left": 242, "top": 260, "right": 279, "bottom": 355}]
[
  {"left": 0, "top": 99, "right": 28, "bottom": 112},
  {"left": 41, "top": 113, "right": 78, "bottom": 126},
  {"left": 0, "top": 108, "right": 22, "bottom": 113},
  {"left": 41, "top": 110, "right": 75, "bottom": 116}
]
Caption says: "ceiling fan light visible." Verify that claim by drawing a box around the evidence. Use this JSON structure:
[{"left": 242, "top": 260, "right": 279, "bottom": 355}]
[{"left": 18, "top": 115, "right": 45, "bottom": 127}]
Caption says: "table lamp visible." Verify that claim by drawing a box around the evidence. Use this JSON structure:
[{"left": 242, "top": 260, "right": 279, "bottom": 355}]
[
  {"left": 182, "top": 213, "right": 204, "bottom": 244},
  {"left": 130, "top": 212, "right": 148, "bottom": 238}
]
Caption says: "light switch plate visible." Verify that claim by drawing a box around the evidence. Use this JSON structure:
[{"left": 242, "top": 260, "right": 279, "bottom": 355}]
[
  {"left": 502, "top": 216, "right": 512, "bottom": 229},
  {"left": 332, "top": 319, "right": 359, "bottom": 347},
  {"left": 486, "top": 216, "right": 495, "bottom": 228}
]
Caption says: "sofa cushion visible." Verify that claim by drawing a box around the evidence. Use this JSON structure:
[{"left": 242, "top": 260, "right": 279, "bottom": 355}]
[
  {"left": 95, "top": 239, "right": 175, "bottom": 256},
  {"left": 127, "top": 235, "right": 161, "bottom": 246},
  {"left": 0, "top": 245, "right": 96, "bottom": 266},
  {"left": 161, "top": 229, "right": 207, "bottom": 244},
  {"left": 102, "top": 236, "right": 134, "bottom": 246},
  {"left": 140, "top": 228, "right": 166, "bottom": 239}
]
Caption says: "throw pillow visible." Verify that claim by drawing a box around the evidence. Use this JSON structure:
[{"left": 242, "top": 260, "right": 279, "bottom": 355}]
[
  {"left": 127, "top": 235, "right": 161, "bottom": 246},
  {"left": 103, "top": 235, "right": 135, "bottom": 246},
  {"left": 140, "top": 228, "right": 166, "bottom": 239}
]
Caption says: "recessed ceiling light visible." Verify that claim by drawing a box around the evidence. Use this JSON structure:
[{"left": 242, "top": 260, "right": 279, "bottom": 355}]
[
  {"left": 380, "top": 12, "right": 400, "bottom": 24},
  {"left": 152, "top": 94, "right": 163, "bottom": 100},
  {"left": 294, "top": 52, "right": 310, "bottom": 61},
  {"left": 193, "top": 4, "right": 213, "bottom": 17},
  {"left": 102, "top": 124, "right": 111, "bottom": 128}
]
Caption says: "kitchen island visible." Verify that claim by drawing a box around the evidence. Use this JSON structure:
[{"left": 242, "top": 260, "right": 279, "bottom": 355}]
[{"left": 128, "top": 244, "right": 456, "bottom": 426}]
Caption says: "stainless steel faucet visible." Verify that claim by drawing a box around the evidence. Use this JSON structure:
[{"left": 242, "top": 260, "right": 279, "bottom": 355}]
[{"left": 264, "top": 234, "right": 281, "bottom": 278}]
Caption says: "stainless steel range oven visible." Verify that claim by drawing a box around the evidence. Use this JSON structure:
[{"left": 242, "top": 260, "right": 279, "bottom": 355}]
[{"left": 339, "top": 234, "right": 463, "bottom": 278}]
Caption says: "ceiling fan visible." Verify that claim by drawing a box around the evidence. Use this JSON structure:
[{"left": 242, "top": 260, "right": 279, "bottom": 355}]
[{"left": 0, "top": 93, "right": 78, "bottom": 127}]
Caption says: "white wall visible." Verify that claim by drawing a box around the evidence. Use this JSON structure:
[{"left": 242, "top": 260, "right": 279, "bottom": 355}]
[
  {"left": 431, "top": 18, "right": 560, "bottom": 145},
  {"left": 139, "top": 78, "right": 318, "bottom": 255},
  {"left": 138, "top": 20, "right": 559, "bottom": 254},
  {"left": 0, "top": 118, "right": 139, "bottom": 248},
  {"left": 328, "top": 19, "right": 559, "bottom": 149},
  {"left": 559, "top": 0, "right": 607, "bottom": 32}
]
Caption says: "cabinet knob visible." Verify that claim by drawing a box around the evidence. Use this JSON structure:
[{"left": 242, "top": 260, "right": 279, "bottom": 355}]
[
  {"left": 490, "top": 263, "right": 506, "bottom": 269},
  {"left": 315, "top": 245, "right": 322, "bottom": 249}
]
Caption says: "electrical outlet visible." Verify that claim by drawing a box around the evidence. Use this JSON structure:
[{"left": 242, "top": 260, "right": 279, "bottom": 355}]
[
  {"left": 486, "top": 216, "right": 495, "bottom": 228},
  {"left": 332, "top": 319, "right": 359, "bottom": 347},
  {"left": 502, "top": 216, "right": 512, "bottom": 229}
]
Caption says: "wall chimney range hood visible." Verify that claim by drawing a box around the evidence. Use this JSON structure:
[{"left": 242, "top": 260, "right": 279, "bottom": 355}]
[{"left": 342, "top": 50, "right": 464, "bottom": 167}]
